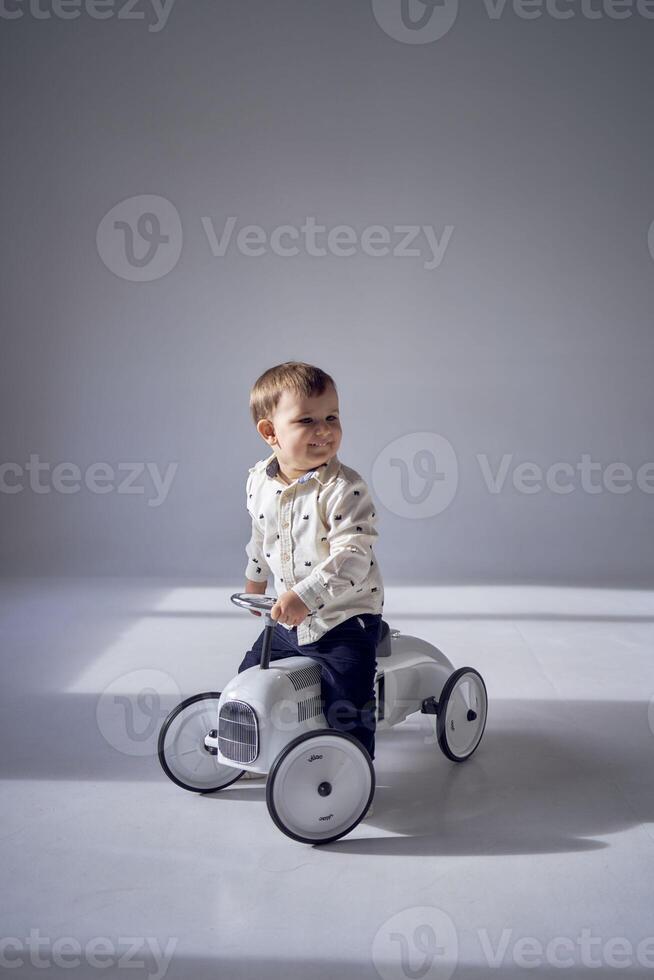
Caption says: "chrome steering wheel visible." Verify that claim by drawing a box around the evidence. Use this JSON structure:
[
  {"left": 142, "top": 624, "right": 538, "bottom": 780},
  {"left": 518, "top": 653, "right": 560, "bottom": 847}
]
[{"left": 230, "top": 592, "right": 277, "bottom": 620}]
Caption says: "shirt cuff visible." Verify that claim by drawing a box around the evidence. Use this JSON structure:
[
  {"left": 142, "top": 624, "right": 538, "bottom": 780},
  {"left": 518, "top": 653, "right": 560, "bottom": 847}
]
[{"left": 291, "top": 575, "right": 329, "bottom": 611}]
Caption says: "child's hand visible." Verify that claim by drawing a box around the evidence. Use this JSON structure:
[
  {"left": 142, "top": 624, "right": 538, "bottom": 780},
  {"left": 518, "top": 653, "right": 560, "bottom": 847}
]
[{"left": 271, "top": 590, "right": 310, "bottom": 627}]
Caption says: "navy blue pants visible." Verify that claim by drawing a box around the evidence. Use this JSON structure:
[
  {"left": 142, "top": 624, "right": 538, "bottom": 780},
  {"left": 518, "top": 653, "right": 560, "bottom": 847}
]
[{"left": 238, "top": 613, "right": 382, "bottom": 760}]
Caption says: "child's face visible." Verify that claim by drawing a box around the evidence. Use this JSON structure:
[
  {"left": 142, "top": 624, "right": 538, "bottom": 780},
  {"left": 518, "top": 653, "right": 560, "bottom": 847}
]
[{"left": 258, "top": 384, "right": 342, "bottom": 474}]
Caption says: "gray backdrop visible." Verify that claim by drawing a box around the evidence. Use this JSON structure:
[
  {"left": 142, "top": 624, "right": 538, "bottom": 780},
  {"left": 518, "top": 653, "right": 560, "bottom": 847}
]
[{"left": 1, "top": 0, "right": 653, "bottom": 585}]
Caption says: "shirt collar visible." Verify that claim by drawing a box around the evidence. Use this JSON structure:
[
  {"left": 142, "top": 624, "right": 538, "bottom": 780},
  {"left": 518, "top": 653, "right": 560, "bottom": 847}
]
[{"left": 260, "top": 451, "right": 340, "bottom": 488}]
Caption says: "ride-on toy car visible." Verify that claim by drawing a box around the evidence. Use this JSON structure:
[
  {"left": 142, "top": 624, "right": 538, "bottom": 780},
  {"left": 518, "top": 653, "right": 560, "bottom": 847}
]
[{"left": 158, "top": 593, "right": 488, "bottom": 845}]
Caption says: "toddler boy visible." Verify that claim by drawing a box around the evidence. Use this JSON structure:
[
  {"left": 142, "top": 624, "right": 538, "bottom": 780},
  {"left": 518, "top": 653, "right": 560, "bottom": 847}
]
[{"left": 238, "top": 360, "right": 384, "bottom": 763}]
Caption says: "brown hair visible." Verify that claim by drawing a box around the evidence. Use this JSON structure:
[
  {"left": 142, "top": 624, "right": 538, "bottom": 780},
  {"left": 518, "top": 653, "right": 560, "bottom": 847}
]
[{"left": 249, "top": 361, "right": 337, "bottom": 427}]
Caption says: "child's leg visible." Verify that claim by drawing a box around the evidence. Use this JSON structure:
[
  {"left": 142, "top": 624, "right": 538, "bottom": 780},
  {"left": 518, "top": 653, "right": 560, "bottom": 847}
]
[{"left": 301, "top": 614, "right": 381, "bottom": 760}]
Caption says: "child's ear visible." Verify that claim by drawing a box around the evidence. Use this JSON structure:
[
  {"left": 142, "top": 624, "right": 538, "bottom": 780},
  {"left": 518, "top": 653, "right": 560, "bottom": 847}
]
[{"left": 256, "top": 419, "right": 275, "bottom": 443}]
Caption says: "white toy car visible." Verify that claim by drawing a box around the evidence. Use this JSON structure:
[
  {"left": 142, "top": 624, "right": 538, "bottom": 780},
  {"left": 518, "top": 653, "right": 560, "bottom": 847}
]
[{"left": 158, "top": 593, "right": 488, "bottom": 844}]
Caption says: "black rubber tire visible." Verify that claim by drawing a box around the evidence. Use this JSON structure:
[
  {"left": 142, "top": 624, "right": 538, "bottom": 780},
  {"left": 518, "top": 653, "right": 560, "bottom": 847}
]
[
  {"left": 266, "top": 730, "right": 375, "bottom": 845},
  {"left": 437, "top": 667, "right": 488, "bottom": 763},
  {"left": 158, "top": 691, "right": 245, "bottom": 793}
]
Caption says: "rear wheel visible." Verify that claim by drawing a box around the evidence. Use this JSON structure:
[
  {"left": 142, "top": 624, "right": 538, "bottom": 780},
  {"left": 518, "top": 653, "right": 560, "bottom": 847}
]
[
  {"left": 437, "top": 668, "right": 488, "bottom": 762},
  {"left": 267, "top": 731, "right": 374, "bottom": 845},
  {"left": 158, "top": 692, "right": 244, "bottom": 792}
]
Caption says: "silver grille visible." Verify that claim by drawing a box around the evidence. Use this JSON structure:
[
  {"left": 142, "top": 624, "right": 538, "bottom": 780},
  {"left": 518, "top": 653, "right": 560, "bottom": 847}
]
[
  {"left": 218, "top": 699, "right": 259, "bottom": 764},
  {"left": 287, "top": 663, "right": 322, "bottom": 691},
  {"left": 297, "top": 694, "right": 324, "bottom": 722}
]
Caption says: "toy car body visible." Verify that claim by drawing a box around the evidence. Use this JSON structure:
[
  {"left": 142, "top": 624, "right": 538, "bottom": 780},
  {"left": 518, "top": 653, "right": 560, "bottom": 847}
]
[{"left": 159, "top": 594, "right": 488, "bottom": 844}]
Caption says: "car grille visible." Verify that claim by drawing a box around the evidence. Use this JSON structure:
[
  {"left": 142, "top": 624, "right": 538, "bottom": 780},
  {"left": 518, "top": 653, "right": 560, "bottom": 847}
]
[
  {"left": 287, "top": 662, "right": 322, "bottom": 691},
  {"left": 218, "top": 700, "right": 259, "bottom": 764},
  {"left": 297, "top": 694, "right": 324, "bottom": 722}
]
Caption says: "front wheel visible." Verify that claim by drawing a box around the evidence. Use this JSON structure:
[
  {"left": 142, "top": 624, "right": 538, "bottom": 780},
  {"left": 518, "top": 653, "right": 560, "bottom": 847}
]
[
  {"left": 437, "top": 667, "right": 488, "bottom": 762},
  {"left": 158, "top": 692, "right": 244, "bottom": 793},
  {"left": 267, "top": 731, "right": 374, "bottom": 845}
]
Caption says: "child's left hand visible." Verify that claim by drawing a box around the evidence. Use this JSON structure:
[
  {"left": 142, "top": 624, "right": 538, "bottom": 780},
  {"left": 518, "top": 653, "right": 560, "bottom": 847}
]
[{"left": 271, "top": 590, "right": 311, "bottom": 627}]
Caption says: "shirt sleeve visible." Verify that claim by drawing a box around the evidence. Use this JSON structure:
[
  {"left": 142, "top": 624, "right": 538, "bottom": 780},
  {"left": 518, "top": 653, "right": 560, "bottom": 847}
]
[
  {"left": 244, "top": 472, "right": 272, "bottom": 583},
  {"left": 291, "top": 476, "right": 378, "bottom": 610}
]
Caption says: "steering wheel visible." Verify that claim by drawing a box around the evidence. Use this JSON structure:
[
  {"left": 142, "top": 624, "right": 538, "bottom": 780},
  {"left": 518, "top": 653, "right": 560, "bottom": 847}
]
[{"left": 230, "top": 592, "right": 277, "bottom": 616}]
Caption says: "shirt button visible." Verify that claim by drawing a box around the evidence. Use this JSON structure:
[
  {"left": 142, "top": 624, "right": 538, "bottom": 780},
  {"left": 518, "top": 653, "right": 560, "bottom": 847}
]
[{"left": 283, "top": 522, "right": 290, "bottom": 528}]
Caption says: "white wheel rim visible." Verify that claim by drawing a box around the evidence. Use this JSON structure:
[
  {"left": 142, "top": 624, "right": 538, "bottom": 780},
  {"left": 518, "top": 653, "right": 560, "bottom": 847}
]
[
  {"left": 444, "top": 673, "right": 487, "bottom": 757},
  {"left": 163, "top": 698, "right": 239, "bottom": 790},
  {"left": 270, "top": 734, "right": 372, "bottom": 841}
]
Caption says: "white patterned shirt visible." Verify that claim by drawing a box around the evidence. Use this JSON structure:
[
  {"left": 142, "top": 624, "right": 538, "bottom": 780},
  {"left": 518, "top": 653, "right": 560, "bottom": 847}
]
[{"left": 244, "top": 450, "right": 384, "bottom": 646}]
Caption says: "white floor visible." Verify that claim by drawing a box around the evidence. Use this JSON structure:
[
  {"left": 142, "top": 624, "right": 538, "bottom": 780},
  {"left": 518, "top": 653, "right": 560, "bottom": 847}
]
[{"left": 1, "top": 579, "right": 654, "bottom": 980}]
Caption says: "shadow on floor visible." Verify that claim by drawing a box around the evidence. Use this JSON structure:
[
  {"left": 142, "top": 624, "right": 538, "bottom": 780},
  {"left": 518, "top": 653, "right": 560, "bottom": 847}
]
[{"left": 2, "top": 692, "right": 653, "bottom": 858}]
